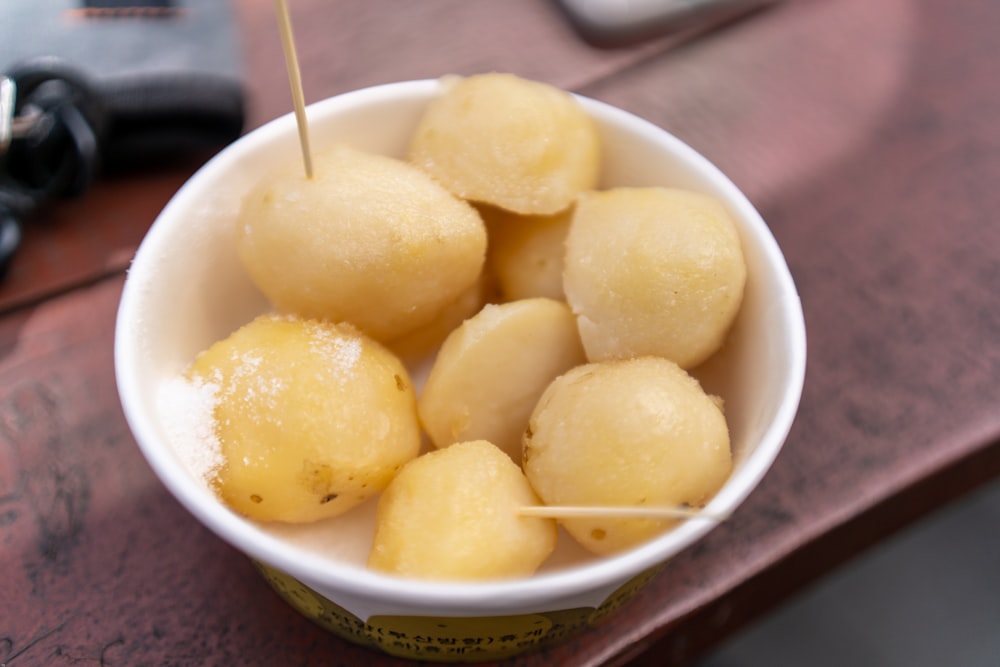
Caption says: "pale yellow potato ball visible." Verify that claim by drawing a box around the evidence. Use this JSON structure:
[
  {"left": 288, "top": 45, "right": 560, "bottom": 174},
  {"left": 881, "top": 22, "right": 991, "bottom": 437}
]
[
  {"left": 483, "top": 204, "right": 573, "bottom": 302},
  {"left": 187, "top": 314, "right": 421, "bottom": 523},
  {"left": 383, "top": 271, "right": 492, "bottom": 366},
  {"left": 523, "top": 357, "right": 732, "bottom": 555},
  {"left": 563, "top": 187, "right": 747, "bottom": 368},
  {"left": 418, "top": 298, "right": 586, "bottom": 462},
  {"left": 368, "top": 440, "right": 557, "bottom": 580},
  {"left": 409, "top": 73, "right": 600, "bottom": 215},
  {"left": 236, "top": 145, "right": 487, "bottom": 342}
]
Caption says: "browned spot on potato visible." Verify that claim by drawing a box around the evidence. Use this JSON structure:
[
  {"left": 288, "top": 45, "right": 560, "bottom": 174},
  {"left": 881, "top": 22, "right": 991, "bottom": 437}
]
[
  {"left": 591, "top": 528, "right": 607, "bottom": 541},
  {"left": 320, "top": 493, "right": 338, "bottom": 504},
  {"left": 300, "top": 461, "right": 335, "bottom": 495},
  {"left": 394, "top": 374, "right": 406, "bottom": 391},
  {"left": 250, "top": 494, "right": 263, "bottom": 504}
]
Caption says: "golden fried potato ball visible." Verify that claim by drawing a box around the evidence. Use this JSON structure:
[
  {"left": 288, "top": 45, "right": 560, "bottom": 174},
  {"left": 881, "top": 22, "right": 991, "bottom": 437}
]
[
  {"left": 418, "top": 299, "right": 586, "bottom": 461},
  {"left": 368, "top": 440, "right": 557, "bottom": 580},
  {"left": 237, "top": 145, "right": 487, "bottom": 342},
  {"left": 563, "top": 187, "right": 747, "bottom": 368},
  {"left": 187, "top": 314, "right": 421, "bottom": 523},
  {"left": 409, "top": 73, "right": 600, "bottom": 215},
  {"left": 523, "top": 357, "right": 732, "bottom": 554}
]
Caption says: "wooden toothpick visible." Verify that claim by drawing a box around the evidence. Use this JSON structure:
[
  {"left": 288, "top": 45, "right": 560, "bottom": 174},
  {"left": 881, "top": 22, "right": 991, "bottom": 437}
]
[
  {"left": 274, "top": 0, "right": 314, "bottom": 179},
  {"left": 518, "top": 505, "right": 729, "bottom": 522}
]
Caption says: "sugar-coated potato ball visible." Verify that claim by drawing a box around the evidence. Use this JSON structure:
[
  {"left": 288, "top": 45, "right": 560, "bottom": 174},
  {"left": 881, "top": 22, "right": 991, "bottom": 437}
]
[
  {"left": 483, "top": 204, "right": 573, "bottom": 302},
  {"left": 523, "top": 357, "right": 732, "bottom": 554},
  {"left": 418, "top": 299, "right": 586, "bottom": 462},
  {"left": 237, "top": 145, "right": 487, "bottom": 342},
  {"left": 368, "top": 440, "right": 557, "bottom": 580},
  {"left": 187, "top": 314, "right": 421, "bottom": 523},
  {"left": 409, "top": 73, "right": 600, "bottom": 215},
  {"left": 564, "top": 187, "right": 747, "bottom": 369}
]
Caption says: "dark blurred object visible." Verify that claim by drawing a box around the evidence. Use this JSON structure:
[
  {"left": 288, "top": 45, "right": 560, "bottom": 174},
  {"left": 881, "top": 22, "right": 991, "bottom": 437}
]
[
  {"left": 77, "top": 0, "right": 179, "bottom": 15},
  {"left": 84, "top": 0, "right": 173, "bottom": 4},
  {"left": 0, "top": 0, "right": 243, "bottom": 280},
  {"left": 0, "top": 58, "right": 243, "bottom": 278},
  {"left": 554, "top": 0, "right": 782, "bottom": 47},
  {"left": 0, "top": 0, "right": 241, "bottom": 80}
]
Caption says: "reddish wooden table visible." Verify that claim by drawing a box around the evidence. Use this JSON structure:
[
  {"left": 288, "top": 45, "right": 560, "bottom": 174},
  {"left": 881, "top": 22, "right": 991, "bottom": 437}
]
[{"left": 3, "top": 1, "right": 1000, "bottom": 665}]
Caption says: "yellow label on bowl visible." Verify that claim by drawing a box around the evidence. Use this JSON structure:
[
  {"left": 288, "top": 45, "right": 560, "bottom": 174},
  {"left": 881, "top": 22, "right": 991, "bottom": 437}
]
[
  {"left": 367, "top": 612, "right": 562, "bottom": 661},
  {"left": 254, "top": 561, "right": 665, "bottom": 662}
]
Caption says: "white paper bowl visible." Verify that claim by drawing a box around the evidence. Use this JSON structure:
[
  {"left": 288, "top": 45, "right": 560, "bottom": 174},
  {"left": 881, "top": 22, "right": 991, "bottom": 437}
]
[{"left": 115, "top": 79, "right": 806, "bottom": 662}]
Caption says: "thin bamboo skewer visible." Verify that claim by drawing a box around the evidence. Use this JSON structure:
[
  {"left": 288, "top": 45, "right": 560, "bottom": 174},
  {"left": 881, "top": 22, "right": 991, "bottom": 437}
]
[
  {"left": 518, "top": 505, "right": 729, "bottom": 521},
  {"left": 274, "top": 0, "right": 314, "bottom": 179}
]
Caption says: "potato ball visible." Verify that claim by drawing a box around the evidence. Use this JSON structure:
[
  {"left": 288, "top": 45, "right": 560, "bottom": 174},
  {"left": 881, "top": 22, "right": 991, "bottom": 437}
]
[
  {"left": 236, "top": 145, "right": 487, "bottom": 342},
  {"left": 368, "top": 440, "right": 557, "bottom": 580},
  {"left": 563, "top": 187, "right": 747, "bottom": 368},
  {"left": 384, "top": 271, "right": 492, "bottom": 366},
  {"left": 483, "top": 204, "right": 573, "bottom": 302},
  {"left": 418, "top": 298, "right": 586, "bottom": 462},
  {"left": 523, "top": 357, "right": 732, "bottom": 554},
  {"left": 187, "top": 314, "right": 421, "bottom": 523},
  {"left": 409, "top": 73, "right": 600, "bottom": 215}
]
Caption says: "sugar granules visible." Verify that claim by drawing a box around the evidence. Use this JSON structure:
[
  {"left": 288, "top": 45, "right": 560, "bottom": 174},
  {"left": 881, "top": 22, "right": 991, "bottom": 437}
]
[
  {"left": 158, "top": 374, "right": 224, "bottom": 487},
  {"left": 155, "top": 316, "right": 365, "bottom": 489}
]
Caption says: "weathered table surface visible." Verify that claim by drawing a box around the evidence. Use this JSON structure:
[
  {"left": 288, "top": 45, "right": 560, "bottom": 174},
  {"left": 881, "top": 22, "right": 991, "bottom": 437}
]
[{"left": 3, "top": 1, "right": 1000, "bottom": 665}]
